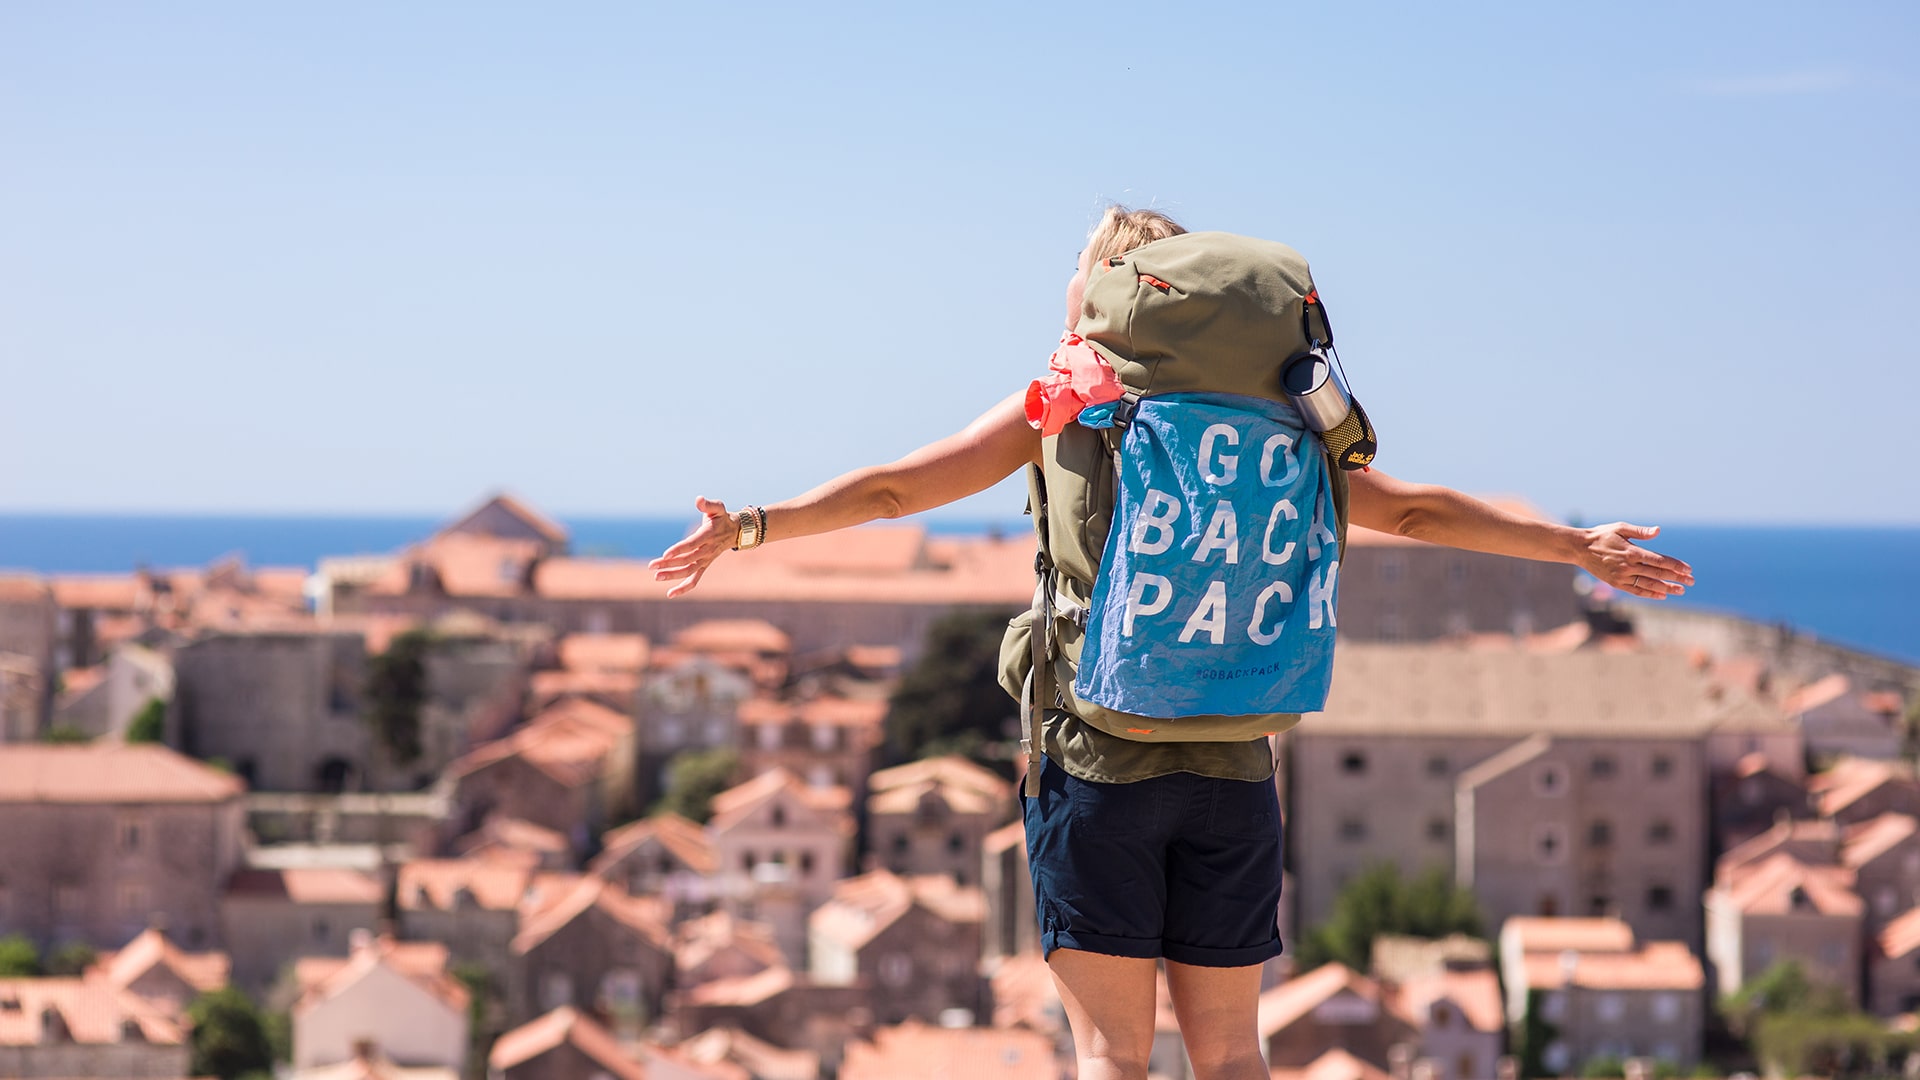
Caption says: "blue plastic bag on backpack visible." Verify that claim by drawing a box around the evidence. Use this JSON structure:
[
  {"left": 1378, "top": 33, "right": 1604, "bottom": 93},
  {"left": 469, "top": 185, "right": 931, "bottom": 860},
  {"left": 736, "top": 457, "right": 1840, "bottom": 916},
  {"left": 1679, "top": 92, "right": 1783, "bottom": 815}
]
[{"left": 1073, "top": 393, "right": 1340, "bottom": 719}]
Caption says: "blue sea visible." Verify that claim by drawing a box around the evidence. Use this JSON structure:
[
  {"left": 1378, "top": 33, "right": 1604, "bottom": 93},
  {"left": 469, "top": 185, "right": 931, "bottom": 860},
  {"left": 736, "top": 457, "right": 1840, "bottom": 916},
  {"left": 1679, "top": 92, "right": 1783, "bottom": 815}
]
[{"left": 0, "top": 515, "right": 1913, "bottom": 665}]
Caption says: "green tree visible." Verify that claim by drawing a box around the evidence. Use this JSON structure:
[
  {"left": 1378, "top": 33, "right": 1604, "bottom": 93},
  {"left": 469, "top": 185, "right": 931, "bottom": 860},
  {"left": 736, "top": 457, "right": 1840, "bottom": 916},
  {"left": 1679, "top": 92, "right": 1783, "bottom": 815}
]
[
  {"left": 1512, "top": 989, "right": 1560, "bottom": 1080},
  {"left": 654, "top": 748, "right": 741, "bottom": 824},
  {"left": 885, "top": 608, "right": 1022, "bottom": 765},
  {"left": 186, "top": 987, "right": 275, "bottom": 1080},
  {"left": 1291, "top": 863, "right": 1483, "bottom": 973},
  {"left": 40, "top": 724, "right": 90, "bottom": 744},
  {"left": 44, "top": 941, "right": 96, "bottom": 976},
  {"left": 0, "top": 934, "right": 41, "bottom": 976},
  {"left": 126, "top": 697, "right": 167, "bottom": 743},
  {"left": 454, "top": 962, "right": 499, "bottom": 1080},
  {"left": 365, "top": 629, "right": 434, "bottom": 768},
  {"left": 1579, "top": 1055, "right": 1626, "bottom": 1078}
]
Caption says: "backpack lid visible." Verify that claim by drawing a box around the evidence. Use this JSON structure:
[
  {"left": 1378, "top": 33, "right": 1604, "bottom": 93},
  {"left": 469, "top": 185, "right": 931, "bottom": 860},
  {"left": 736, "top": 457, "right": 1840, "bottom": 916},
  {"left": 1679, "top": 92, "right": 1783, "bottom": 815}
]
[{"left": 1076, "top": 231, "right": 1319, "bottom": 402}]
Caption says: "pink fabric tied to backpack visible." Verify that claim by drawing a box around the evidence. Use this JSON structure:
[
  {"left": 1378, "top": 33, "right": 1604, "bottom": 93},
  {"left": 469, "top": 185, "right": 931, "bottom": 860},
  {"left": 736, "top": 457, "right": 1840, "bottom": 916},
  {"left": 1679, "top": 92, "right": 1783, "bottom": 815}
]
[{"left": 1024, "top": 331, "right": 1126, "bottom": 436}]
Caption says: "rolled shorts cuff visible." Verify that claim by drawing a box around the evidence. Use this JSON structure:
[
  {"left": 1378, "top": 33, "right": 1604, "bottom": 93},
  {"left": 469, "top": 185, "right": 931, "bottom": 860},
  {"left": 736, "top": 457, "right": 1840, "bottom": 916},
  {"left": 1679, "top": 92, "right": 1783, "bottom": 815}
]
[
  {"left": 1041, "top": 926, "right": 1164, "bottom": 961},
  {"left": 1162, "top": 936, "right": 1284, "bottom": 969}
]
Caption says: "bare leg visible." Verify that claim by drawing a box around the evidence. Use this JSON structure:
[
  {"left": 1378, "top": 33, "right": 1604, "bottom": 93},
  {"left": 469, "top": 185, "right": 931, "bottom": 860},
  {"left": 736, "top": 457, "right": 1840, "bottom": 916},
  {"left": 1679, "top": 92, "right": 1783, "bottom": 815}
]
[
  {"left": 1048, "top": 948, "right": 1159, "bottom": 1080},
  {"left": 1165, "top": 960, "right": 1266, "bottom": 1080}
]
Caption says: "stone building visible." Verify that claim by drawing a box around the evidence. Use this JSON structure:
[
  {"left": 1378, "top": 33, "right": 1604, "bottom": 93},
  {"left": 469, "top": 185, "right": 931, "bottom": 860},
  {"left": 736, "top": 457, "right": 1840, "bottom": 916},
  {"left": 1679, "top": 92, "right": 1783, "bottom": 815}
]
[
  {"left": 0, "top": 976, "right": 189, "bottom": 1078},
  {"left": 0, "top": 744, "right": 245, "bottom": 951},
  {"left": 508, "top": 876, "right": 674, "bottom": 1029},
  {"left": 1288, "top": 644, "right": 1715, "bottom": 948},
  {"left": 865, "top": 755, "right": 1012, "bottom": 887},
  {"left": 736, "top": 692, "right": 887, "bottom": 796},
  {"left": 1499, "top": 917, "right": 1704, "bottom": 1073},
  {"left": 808, "top": 870, "right": 989, "bottom": 1026},
  {"left": 222, "top": 867, "right": 385, "bottom": 994},
  {"left": 291, "top": 932, "right": 468, "bottom": 1072},
  {"left": 1704, "top": 852, "right": 1862, "bottom": 1004},
  {"left": 0, "top": 576, "right": 55, "bottom": 735},
  {"left": 1334, "top": 505, "right": 1584, "bottom": 641},
  {"left": 487, "top": 1005, "right": 644, "bottom": 1080},
  {"left": 171, "top": 621, "right": 534, "bottom": 794},
  {"left": 444, "top": 697, "right": 635, "bottom": 852}
]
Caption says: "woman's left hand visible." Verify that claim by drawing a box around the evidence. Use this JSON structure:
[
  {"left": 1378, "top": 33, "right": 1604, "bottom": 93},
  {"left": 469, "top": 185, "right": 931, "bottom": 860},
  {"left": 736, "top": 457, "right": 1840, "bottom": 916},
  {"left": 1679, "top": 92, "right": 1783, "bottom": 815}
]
[
  {"left": 1578, "top": 522, "right": 1695, "bottom": 599},
  {"left": 649, "top": 496, "right": 738, "bottom": 597}
]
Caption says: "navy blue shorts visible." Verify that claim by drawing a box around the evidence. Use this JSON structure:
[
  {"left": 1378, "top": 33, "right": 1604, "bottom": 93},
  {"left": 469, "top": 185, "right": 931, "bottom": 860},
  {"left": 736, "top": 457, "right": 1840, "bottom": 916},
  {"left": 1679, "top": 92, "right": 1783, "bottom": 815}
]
[{"left": 1021, "top": 756, "right": 1285, "bottom": 967}]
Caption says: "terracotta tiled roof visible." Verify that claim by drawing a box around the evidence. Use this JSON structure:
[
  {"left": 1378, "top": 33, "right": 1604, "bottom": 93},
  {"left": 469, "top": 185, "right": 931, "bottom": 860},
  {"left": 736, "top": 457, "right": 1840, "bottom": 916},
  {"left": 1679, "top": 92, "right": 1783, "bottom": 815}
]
[
  {"left": 558, "top": 633, "right": 650, "bottom": 673},
  {"left": 1718, "top": 819, "right": 1843, "bottom": 879},
  {"left": 1311, "top": 644, "right": 1719, "bottom": 737},
  {"left": 534, "top": 528, "right": 1035, "bottom": 607},
  {"left": 870, "top": 755, "right": 1011, "bottom": 800},
  {"left": 1845, "top": 813, "right": 1920, "bottom": 868},
  {"left": 708, "top": 768, "right": 854, "bottom": 832},
  {"left": 49, "top": 574, "right": 143, "bottom": 611},
  {"left": 93, "top": 928, "right": 230, "bottom": 995},
  {"left": 594, "top": 812, "right": 717, "bottom": 877},
  {"left": 0, "top": 575, "right": 51, "bottom": 603},
  {"left": 810, "top": 871, "right": 987, "bottom": 952},
  {"left": 1879, "top": 906, "right": 1920, "bottom": 959},
  {"left": 1786, "top": 673, "right": 1854, "bottom": 715},
  {"left": 511, "top": 877, "right": 670, "bottom": 955},
  {"left": 398, "top": 854, "right": 537, "bottom": 912},
  {"left": 0, "top": 744, "right": 244, "bottom": 803},
  {"left": 735, "top": 694, "right": 887, "bottom": 730},
  {"left": 0, "top": 977, "right": 183, "bottom": 1046},
  {"left": 445, "top": 698, "right": 632, "bottom": 789},
  {"left": 1269, "top": 1048, "right": 1396, "bottom": 1080},
  {"left": 440, "top": 493, "right": 571, "bottom": 547},
  {"left": 1719, "top": 853, "right": 1862, "bottom": 916},
  {"left": 1521, "top": 941, "right": 1703, "bottom": 991},
  {"left": 1501, "top": 917, "right": 1637, "bottom": 955},
  {"left": 293, "top": 936, "right": 467, "bottom": 1015},
  {"left": 528, "top": 668, "right": 641, "bottom": 708},
  {"left": 674, "top": 1026, "right": 815, "bottom": 1080},
  {"left": 226, "top": 867, "right": 383, "bottom": 905},
  {"left": 487, "top": 1005, "right": 643, "bottom": 1080},
  {"left": 380, "top": 534, "right": 546, "bottom": 599},
  {"left": 672, "top": 620, "right": 793, "bottom": 656},
  {"left": 672, "top": 911, "right": 785, "bottom": 981},
  {"left": 452, "top": 816, "right": 570, "bottom": 861},
  {"left": 1810, "top": 757, "right": 1917, "bottom": 819},
  {"left": 1391, "top": 967, "right": 1505, "bottom": 1034},
  {"left": 1257, "top": 963, "right": 1384, "bottom": 1037},
  {"left": 841, "top": 1020, "right": 1056, "bottom": 1080},
  {"left": 680, "top": 965, "right": 796, "bottom": 1007}
]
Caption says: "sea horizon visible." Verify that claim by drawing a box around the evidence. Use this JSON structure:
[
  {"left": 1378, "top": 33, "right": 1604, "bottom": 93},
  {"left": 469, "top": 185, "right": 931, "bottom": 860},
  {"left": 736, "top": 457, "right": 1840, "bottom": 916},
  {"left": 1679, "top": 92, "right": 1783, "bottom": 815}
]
[{"left": 2, "top": 513, "right": 1916, "bottom": 666}]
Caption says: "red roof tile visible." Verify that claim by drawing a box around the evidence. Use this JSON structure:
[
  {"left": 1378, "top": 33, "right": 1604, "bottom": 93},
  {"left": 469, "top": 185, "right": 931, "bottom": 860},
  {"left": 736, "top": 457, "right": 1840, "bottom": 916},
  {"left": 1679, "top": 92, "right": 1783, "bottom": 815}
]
[
  {"left": 92, "top": 928, "right": 229, "bottom": 996},
  {"left": 0, "top": 744, "right": 244, "bottom": 803},
  {"left": 1269, "top": 1048, "right": 1395, "bottom": 1080},
  {"left": 226, "top": 867, "right": 384, "bottom": 905},
  {"left": 1520, "top": 942, "right": 1704, "bottom": 991},
  {"left": 841, "top": 1020, "right": 1055, "bottom": 1080},
  {"left": 398, "top": 855, "right": 537, "bottom": 912},
  {"left": 557, "top": 633, "right": 650, "bottom": 673},
  {"left": 594, "top": 813, "right": 717, "bottom": 877},
  {"left": 292, "top": 936, "right": 467, "bottom": 1014},
  {"left": 0, "top": 977, "right": 182, "bottom": 1046},
  {"left": 488, "top": 1005, "right": 644, "bottom": 1080}
]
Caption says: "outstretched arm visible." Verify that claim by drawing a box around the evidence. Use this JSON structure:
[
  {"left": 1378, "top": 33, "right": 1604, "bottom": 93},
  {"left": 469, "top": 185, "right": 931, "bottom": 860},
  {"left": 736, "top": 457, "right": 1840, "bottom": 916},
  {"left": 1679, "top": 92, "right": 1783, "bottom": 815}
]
[
  {"left": 1346, "top": 468, "right": 1695, "bottom": 600},
  {"left": 649, "top": 391, "right": 1039, "bottom": 596}
]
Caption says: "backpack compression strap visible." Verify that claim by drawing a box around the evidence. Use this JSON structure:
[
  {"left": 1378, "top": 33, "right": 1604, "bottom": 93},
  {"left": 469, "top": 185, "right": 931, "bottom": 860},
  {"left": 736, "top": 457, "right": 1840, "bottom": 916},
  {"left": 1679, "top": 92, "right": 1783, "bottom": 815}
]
[{"left": 1023, "top": 462, "right": 1059, "bottom": 798}]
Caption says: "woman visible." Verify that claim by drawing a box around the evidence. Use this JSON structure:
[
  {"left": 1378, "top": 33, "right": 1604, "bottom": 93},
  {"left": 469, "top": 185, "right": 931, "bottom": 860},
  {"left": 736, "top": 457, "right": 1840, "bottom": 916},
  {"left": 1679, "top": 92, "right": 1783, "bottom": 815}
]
[{"left": 651, "top": 206, "right": 1693, "bottom": 1080}]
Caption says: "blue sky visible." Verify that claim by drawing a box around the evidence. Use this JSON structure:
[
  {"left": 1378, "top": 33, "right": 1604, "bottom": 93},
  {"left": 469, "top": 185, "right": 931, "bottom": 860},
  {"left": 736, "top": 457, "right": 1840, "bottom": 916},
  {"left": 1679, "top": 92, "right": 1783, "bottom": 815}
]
[{"left": 2, "top": 2, "right": 1915, "bottom": 524}]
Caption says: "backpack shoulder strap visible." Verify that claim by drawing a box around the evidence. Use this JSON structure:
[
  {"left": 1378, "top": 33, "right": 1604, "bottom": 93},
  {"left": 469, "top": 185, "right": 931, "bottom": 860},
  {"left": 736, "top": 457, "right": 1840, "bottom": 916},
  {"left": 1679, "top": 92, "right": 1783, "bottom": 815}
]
[{"left": 1023, "top": 462, "right": 1057, "bottom": 798}]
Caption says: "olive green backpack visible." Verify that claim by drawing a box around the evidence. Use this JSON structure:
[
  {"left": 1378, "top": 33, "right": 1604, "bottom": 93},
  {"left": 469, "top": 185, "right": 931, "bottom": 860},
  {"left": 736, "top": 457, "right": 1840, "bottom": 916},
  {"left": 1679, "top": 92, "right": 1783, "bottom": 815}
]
[{"left": 998, "top": 232, "right": 1353, "bottom": 793}]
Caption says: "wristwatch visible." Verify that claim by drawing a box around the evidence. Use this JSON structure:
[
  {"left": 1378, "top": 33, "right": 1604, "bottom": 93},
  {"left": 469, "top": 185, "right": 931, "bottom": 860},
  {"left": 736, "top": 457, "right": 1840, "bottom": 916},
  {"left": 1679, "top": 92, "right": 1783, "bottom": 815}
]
[{"left": 733, "top": 507, "right": 764, "bottom": 551}]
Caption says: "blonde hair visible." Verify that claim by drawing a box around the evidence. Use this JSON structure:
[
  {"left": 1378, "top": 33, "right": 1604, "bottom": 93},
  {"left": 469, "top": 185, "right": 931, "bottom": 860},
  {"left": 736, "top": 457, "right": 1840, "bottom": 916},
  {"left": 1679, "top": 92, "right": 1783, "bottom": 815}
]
[{"left": 1085, "top": 205, "right": 1186, "bottom": 266}]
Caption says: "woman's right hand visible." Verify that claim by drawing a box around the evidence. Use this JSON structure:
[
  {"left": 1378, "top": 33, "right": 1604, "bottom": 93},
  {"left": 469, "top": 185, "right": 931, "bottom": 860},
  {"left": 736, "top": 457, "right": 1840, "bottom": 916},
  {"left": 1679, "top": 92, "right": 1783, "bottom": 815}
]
[{"left": 648, "top": 496, "right": 738, "bottom": 597}]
